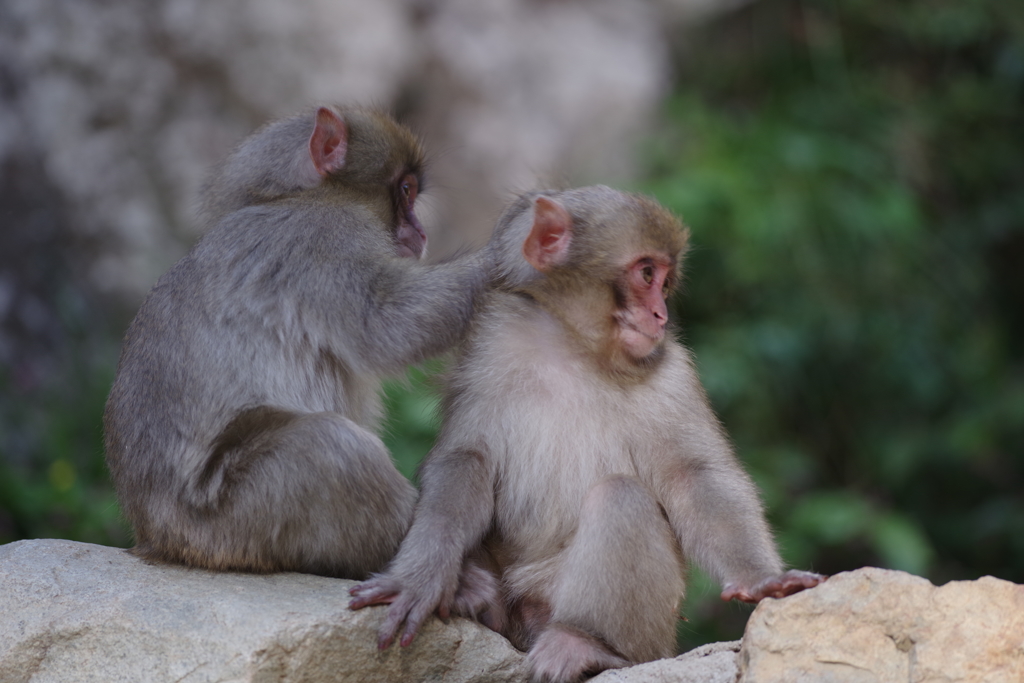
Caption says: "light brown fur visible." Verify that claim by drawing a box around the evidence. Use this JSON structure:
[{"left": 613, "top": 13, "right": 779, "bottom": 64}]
[{"left": 350, "top": 186, "right": 824, "bottom": 680}]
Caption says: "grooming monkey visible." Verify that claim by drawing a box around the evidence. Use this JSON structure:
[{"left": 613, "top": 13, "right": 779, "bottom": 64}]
[
  {"left": 350, "top": 186, "right": 825, "bottom": 681},
  {"left": 104, "top": 106, "right": 490, "bottom": 579}
]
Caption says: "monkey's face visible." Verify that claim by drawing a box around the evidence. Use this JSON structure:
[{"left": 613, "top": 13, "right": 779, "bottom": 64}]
[
  {"left": 315, "top": 106, "right": 427, "bottom": 260},
  {"left": 612, "top": 253, "right": 674, "bottom": 359},
  {"left": 393, "top": 173, "right": 427, "bottom": 259}
]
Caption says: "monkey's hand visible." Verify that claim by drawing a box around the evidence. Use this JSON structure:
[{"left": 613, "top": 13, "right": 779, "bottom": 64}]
[
  {"left": 349, "top": 575, "right": 448, "bottom": 650},
  {"left": 720, "top": 570, "right": 827, "bottom": 603}
]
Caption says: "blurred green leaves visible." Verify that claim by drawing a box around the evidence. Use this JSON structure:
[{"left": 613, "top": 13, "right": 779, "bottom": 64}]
[
  {"left": 0, "top": 358, "right": 128, "bottom": 547},
  {"left": 639, "top": 0, "right": 1024, "bottom": 645},
  {"left": 786, "top": 491, "right": 934, "bottom": 574},
  {"left": 381, "top": 362, "right": 445, "bottom": 481}
]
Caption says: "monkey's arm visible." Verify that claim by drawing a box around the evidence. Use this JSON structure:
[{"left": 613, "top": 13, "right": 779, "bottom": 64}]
[
  {"left": 350, "top": 252, "right": 491, "bottom": 370},
  {"left": 652, "top": 355, "right": 825, "bottom": 603},
  {"left": 657, "top": 454, "right": 823, "bottom": 602},
  {"left": 349, "top": 445, "right": 495, "bottom": 648}
]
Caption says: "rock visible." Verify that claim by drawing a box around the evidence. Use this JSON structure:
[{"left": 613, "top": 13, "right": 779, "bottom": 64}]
[
  {"left": 0, "top": 538, "right": 742, "bottom": 683},
  {"left": 592, "top": 640, "right": 740, "bottom": 683},
  {"left": 739, "top": 566, "right": 1024, "bottom": 683},
  {"left": 0, "top": 539, "right": 527, "bottom": 683},
  {"left": 5, "top": 545, "right": 1020, "bottom": 683}
]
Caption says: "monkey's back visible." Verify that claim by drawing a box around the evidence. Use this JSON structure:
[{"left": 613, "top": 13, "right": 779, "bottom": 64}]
[{"left": 103, "top": 203, "right": 388, "bottom": 531}]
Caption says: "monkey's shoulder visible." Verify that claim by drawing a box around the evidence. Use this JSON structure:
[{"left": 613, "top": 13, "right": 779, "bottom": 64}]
[{"left": 192, "top": 201, "right": 390, "bottom": 266}]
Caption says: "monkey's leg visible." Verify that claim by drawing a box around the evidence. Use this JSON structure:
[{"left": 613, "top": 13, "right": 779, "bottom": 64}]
[
  {"left": 164, "top": 411, "right": 416, "bottom": 579},
  {"left": 451, "top": 550, "right": 506, "bottom": 632},
  {"left": 530, "top": 474, "right": 684, "bottom": 682}
]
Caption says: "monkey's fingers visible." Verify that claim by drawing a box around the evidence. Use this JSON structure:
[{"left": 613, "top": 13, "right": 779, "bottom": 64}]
[
  {"left": 775, "top": 569, "right": 827, "bottom": 596},
  {"left": 719, "top": 584, "right": 756, "bottom": 603},
  {"left": 723, "top": 570, "right": 828, "bottom": 603},
  {"left": 349, "top": 578, "right": 402, "bottom": 609},
  {"left": 398, "top": 600, "right": 434, "bottom": 648},
  {"left": 377, "top": 599, "right": 410, "bottom": 650},
  {"left": 752, "top": 571, "right": 826, "bottom": 600},
  {"left": 754, "top": 578, "right": 789, "bottom": 600},
  {"left": 349, "top": 591, "right": 398, "bottom": 609},
  {"left": 376, "top": 595, "right": 433, "bottom": 650}
]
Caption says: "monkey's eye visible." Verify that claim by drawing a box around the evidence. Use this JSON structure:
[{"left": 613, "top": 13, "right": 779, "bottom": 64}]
[
  {"left": 400, "top": 174, "right": 418, "bottom": 205},
  {"left": 642, "top": 265, "right": 655, "bottom": 285},
  {"left": 662, "top": 280, "right": 671, "bottom": 298}
]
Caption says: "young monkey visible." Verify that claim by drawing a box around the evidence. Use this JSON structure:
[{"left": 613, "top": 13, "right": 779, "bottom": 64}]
[{"left": 350, "top": 186, "right": 825, "bottom": 682}]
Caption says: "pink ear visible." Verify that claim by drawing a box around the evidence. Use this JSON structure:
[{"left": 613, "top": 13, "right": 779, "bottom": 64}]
[
  {"left": 309, "top": 107, "right": 348, "bottom": 176},
  {"left": 523, "top": 196, "right": 573, "bottom": 272}
]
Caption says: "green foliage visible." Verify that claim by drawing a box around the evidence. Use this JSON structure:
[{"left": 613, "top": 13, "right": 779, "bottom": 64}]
[
  {"left": 381, "top": 361, "right": 446, "bottom": 481},
  {"left": 0, "top": 354, "right": 129, "bottom": 548},
  {"left": 644, "top": 0, "right": 1024, "bottom": 646}
]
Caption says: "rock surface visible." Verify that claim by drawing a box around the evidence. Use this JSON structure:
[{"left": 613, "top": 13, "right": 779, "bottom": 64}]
[
  {"left": 5, "top": 541, "right": 1022, "bottom": 683},
  {"left": 0, "top": 539, "right": 528, "bottom": 683},
  {"left": 0, "top": 539, "right": 744, "bottom": 683},
  {"left": 740, "top": 566, "right": 1024, "bottom": 683},
  {"left": 593, "top": 640, "right": 740, "bottom": 683}
]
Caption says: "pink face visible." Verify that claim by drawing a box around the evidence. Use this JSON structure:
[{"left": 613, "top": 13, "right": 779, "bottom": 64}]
[
  {"left": 614, "top": 255, "right": 673, "bottom": 359},
  {"left": 394, "top": 174, "right": 427, "bottom": 259}
]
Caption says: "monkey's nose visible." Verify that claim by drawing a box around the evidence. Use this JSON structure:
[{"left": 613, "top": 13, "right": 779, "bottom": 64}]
[{"left": 652, "top": 299, "right": 668, "bottom": 325}]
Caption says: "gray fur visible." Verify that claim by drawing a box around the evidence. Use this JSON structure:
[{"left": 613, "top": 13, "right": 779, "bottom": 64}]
[{"left": 104, "top": 106, "right": 489, "bottom": 579}]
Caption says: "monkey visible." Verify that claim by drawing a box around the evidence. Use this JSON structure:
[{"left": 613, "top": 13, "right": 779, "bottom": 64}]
[
  {"left": 103, "top": 105, "right": 491, "bottom": 580},
  {"left": 348, "top": 186, "right": 825, "bottom": 682}
]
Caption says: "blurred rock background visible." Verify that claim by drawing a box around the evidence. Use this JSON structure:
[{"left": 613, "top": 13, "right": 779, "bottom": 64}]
[
  {"left": 0, "top": 0, "right": 702, "bottom": 541},
  {"left": 1, "top": 0, "right": 1021, "bottom": 650}
]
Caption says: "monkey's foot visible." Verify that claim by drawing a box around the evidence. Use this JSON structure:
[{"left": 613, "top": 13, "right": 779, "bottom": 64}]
[
  {"left": 452, "top": 561, "right": 506, "bottom": 632},
  {"left": 527, "top": 623, "right": 630, "bottom": 683}
]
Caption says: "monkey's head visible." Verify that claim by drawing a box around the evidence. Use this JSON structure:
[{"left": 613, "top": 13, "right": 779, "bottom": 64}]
[
  {"left": 201, "top": 105, "right": 428, "bottom": 259},
  {"left": 495, "top": 186, "right": 690, "bottom": 375}
]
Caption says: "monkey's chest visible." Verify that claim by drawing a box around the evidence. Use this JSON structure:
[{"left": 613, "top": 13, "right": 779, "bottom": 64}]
[{"left": 489, "top": 359, "right": 655, "bottom": 546}]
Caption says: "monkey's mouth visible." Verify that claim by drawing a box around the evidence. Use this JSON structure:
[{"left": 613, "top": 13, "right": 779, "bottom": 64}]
[
  {"left": 617, "top": 320, "right": 665, "bottom": 360},
  {"left": 625, "top": 323, "right": 663, "bottom": 341},
  {"left": 615, "top": 313, "right": 665, "bottom": 343}
]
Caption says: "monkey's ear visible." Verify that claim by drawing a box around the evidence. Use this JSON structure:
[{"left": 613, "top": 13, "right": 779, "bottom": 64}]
[
  {"left": 523, "top": 196, "right": 573, "bottom": 272},
  {"left": 309, "top": 107, "right": 348, "bottom": 176}
]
